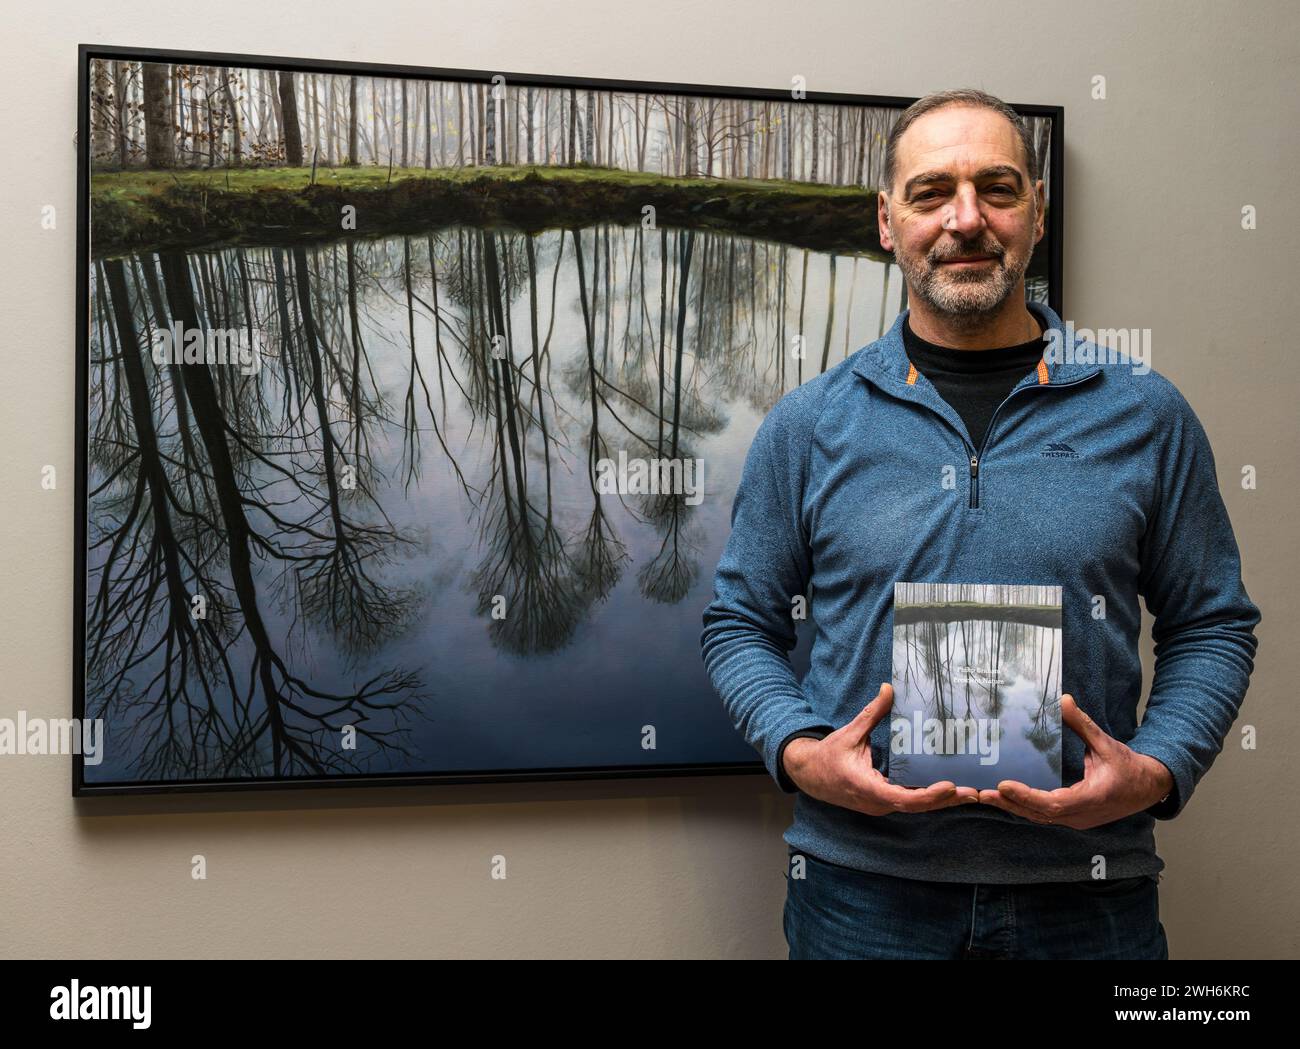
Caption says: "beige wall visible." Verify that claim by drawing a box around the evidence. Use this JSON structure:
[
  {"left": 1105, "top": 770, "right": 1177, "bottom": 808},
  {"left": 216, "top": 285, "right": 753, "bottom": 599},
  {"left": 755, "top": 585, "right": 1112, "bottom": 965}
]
[{"left": 0, "top": 0, "right": 1294, "bottom": 959}]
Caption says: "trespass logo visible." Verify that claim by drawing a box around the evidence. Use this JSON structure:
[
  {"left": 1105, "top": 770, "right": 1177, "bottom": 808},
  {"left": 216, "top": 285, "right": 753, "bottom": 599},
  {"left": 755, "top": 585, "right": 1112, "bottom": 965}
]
[{"left": 49, "top": 980, "right": 151, "bottom": 1029}]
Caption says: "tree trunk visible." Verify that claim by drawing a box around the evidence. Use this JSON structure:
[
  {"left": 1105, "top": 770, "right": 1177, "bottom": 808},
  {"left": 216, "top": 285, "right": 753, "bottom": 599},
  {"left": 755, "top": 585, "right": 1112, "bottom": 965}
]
[
  {"left": 401, "top": 80, "right": 409, "bottom": 167},
  {"left": 325, "top": 76, "right": 336, "bottom": 166},
  {"left": 114, "top": 62, "right": 130, "bottom": 167},
  {"left": 204, "top": 68, "right": 216, "bottom": 167},
  {"left": 438, "top": 82, "right": 447, "bottom": 165},
  {"left": 278, "top": 71, "right": 303, "bottom": 166},
  {"left": 268, "top": 69, "right": 283, "bottom": 156},
  {"left": 568, "top": 89, "right": 576, "bottom": 165},
  {"left": 222, "top": 69, "right": 242, "bottom": 166},
  {"left": 424, "top": 81, "right": 432, "bottom": 168},
  {"left": 310, "top": 74, "right": 320, "bottom": 164},
  {"left": 810, "top": 104, "right": 820, "bottom": 182},
  {"left": 142, "top": 63, "right": 175, "bottom": 168},
  {"left": 91, "top": 59, "right": 112, "bottom": 161},
  {"left": 347, "top": 76, "right": 358, "bottom": 165},
  {"left": 525, "top": 87, "right": 535, "bottom": 164},
  {"left": 584, "top": 90, "right": 595, "bottom": 163}
]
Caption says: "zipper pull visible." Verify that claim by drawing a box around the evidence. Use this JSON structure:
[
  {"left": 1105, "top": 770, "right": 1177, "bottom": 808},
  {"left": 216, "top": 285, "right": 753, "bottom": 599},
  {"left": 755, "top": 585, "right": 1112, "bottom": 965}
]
[{"left": 969, "top": 455, "right": 979, "bottom": 477}]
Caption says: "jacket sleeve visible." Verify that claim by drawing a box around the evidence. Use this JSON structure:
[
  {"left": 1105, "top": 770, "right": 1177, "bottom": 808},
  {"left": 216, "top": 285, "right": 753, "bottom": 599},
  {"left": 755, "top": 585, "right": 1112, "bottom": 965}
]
[
  {"left": 700, "top": 390, "right": 835, "bottom": 792},
  {"left": 1126, "top": 375, "right": 1261, "bottom": 820},
  {"left": 776, "top": 728, "right": 834, "bottom": 793}
]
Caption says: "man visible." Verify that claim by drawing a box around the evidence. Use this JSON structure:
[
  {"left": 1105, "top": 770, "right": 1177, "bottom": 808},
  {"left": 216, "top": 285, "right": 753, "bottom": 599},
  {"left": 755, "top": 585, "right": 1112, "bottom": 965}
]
[{"left": 699, "top": 88, "right": 1261, "bottom": 959}]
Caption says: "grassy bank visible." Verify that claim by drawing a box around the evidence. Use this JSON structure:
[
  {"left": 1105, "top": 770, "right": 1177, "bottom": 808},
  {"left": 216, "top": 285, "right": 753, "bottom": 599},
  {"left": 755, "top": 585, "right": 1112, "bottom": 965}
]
[{"left": 89, "top": 164, "right": 888, "bottom": 258}]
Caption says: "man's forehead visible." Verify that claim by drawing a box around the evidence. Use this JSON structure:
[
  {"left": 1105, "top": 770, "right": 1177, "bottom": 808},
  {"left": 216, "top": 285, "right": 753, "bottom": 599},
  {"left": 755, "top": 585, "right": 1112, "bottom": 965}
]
[{"left": 898, "top": 106, "right": 1024, "bottom": 172}]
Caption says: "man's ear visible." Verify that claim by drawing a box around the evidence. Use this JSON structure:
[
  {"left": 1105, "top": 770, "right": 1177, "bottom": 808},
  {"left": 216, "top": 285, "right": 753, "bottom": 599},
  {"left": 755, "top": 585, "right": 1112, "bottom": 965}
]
[{"left": 878, "top": 193, "right": 894, "bottom": 252}]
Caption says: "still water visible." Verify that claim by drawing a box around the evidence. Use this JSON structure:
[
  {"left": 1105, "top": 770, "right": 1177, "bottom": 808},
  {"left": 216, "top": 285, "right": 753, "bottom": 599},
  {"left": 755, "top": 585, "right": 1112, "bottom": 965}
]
[
  {"left": 890, "top": 613, "right": 1063, "bottom": 791},
  {"left": 87, "top": 223, "right": 969, "bottom": 783}
]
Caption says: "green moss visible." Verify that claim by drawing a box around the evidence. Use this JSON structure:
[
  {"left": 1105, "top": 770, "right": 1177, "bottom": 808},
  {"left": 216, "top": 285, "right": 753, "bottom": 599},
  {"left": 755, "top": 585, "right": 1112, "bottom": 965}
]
[{"left": 90, "top": 164, "right": 887, "bottom": 258}]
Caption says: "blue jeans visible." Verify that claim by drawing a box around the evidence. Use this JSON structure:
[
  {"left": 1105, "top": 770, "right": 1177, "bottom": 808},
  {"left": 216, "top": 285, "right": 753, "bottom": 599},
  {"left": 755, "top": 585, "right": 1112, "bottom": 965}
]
[{"left": 784, "top": 849, "right": 1169, "bottom": 960}]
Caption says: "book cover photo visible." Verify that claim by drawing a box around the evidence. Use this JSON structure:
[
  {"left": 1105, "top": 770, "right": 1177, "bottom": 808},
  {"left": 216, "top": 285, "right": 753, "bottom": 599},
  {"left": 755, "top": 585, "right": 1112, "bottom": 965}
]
[{"left": 889, "top": 581, "right": 1063, "bottom": 792}]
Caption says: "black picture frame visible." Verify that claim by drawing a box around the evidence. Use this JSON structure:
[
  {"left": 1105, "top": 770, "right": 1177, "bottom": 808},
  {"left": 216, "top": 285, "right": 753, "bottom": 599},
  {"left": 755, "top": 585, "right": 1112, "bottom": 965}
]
[{"left": 74, "top": 43, "right": 1065, "bottom": 796}]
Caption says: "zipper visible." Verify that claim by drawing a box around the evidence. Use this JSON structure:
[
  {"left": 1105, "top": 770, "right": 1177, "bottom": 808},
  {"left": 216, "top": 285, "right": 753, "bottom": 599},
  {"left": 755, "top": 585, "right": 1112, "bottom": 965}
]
[
  {"left": 961, "top": 372, "right": 1101, "bottom": 508},
  {"left": 968, "top": 397, "right": 1007, "bottom": 509}
]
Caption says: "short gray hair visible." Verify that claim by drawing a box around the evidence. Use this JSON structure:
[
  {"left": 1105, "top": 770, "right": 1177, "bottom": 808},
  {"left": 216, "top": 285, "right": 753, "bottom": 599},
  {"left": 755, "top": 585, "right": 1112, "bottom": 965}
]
[{"left": 882, "top": 88, "right": 1038, "bottom": 195}]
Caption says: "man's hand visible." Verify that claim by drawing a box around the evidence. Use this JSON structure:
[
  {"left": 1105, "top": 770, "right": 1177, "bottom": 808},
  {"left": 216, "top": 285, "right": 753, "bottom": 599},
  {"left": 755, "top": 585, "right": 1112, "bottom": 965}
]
[
  {"left": 977, "top": 694, "right": 1175, "bottom": 830},
  {"left": 783, "top": 683, "right": 980, "bottom": 815}
]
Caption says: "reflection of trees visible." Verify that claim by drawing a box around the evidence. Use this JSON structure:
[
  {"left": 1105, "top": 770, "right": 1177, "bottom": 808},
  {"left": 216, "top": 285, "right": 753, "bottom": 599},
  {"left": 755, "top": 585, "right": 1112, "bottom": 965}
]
[
  {"left": 892, "top": 604, "right": 1062, "bottom": 765},
  {"left": 634, "top": 227, "right": 703, "bottom": 602},
  {"left": 87, "top": 218, "right": 898, "bottom": 778},
  {"left": 165, "top": 249, "right": 421, "bottom": 774},
  {"left": 1026, "top": 619, "right": 1062, "bottom": 776},
  {"left": 636, "top": 492, "right": 703, "bottom": 604},
  {"left": 887, "top": 743, "right": 915, "bottom": 785},
  {"left": 394, "top": 235, "right": 479, "bottom": 499},
  {"left": 86, "top": 246, "right": 427, "bottom": 780},
  {"left": 95, "top": 258, "right": 243, "bottom": 778},
  {"left": 289, "top": 244, "right": 419, "bottom": 655},
  {"left": 570, "top": 227, "right": 630, "bottom": 605},
  {"left": 561, "top": 225, "right": 714, "bottom": 605},
  {"left": 466, "top": 229, "right": 588, "bottom": 654}
]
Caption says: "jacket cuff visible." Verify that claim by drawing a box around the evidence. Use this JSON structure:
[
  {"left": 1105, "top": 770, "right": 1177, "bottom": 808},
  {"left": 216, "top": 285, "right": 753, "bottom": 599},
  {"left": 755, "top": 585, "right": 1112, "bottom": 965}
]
[
  {"left": 1125, "top": 741, "right": 1189, "bottom": 820},
  {"left": 775, "top": 727, "right": 834, "bottom": 793},
  {"left": 1145, "top": 781, "right": 1181, "bottom": 820}
]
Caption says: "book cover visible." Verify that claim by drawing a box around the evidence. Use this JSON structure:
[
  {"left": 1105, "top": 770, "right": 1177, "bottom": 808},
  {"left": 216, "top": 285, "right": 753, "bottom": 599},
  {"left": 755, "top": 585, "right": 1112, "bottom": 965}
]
[{"left": 889, "top": 582, "right": 1063, "bottom": 791}]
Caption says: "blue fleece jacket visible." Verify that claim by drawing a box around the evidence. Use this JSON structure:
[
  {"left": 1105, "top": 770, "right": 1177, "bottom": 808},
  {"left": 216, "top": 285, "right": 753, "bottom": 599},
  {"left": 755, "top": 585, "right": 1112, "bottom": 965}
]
[{"left": 700, "top": 299, "right": 1260, "bottom": 883}]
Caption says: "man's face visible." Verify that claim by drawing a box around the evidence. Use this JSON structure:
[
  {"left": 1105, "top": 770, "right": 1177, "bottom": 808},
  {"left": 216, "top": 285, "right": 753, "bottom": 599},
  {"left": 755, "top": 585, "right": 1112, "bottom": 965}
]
[{"left": 879, "top": 105, "right": 1045, "bottom": 321}]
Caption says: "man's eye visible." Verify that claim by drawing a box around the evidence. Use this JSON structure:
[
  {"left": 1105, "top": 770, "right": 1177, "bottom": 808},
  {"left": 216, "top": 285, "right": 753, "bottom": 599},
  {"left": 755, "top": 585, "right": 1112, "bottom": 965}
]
[
  {"left": 915, "top": 191, "right": 941, "bottom": 202},
  {"left": 988, "top": 185, "right": 1014, "bottom": 195}
]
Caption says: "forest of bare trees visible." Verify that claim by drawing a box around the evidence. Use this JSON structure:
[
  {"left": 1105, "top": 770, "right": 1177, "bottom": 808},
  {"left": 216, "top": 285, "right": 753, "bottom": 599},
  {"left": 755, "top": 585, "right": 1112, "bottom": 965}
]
[
  {"left": 90, "top": 59, "right": 1054, "bottom": 190},
  {"left": 895, "top": 582, "right": 1061, "bottom": 609}
]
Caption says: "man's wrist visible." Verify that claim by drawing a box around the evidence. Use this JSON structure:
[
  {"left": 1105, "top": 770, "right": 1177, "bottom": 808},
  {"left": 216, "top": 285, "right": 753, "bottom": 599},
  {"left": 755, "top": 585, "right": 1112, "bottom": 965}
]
[
  {"left": 1143, "top": 755, "right": 1175, "bottom": 805},
  {"left": 782, "top": 736, "right": 822, "bottom": 788}
]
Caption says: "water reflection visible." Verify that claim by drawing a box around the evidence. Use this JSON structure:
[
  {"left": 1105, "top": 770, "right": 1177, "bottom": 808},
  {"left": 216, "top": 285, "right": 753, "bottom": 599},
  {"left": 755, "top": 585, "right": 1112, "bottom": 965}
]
[
  {"left": 86, "top": 226, "right": 1045, "bottom": 785},
  {"left": 87, "top": 225, "right": 922, "bottom": 783},
  {"left": 891, "top": 584, "right": 1062, "bottom": 790}
]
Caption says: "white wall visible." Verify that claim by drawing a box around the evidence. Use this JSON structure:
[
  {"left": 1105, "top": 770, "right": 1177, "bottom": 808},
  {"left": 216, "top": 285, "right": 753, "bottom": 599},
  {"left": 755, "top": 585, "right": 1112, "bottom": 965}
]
[{"left": 0, "top": 0, "right": 1294, "bottom": 958}]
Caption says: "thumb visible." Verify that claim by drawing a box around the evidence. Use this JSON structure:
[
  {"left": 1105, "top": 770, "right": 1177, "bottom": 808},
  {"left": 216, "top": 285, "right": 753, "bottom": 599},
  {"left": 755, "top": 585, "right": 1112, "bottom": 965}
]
[
  {"left": 845, "top": 682, "right": 893, "bottom": 744},
  {"left": 1061, "top": 693, "right": 1110, "bottom": 751}
]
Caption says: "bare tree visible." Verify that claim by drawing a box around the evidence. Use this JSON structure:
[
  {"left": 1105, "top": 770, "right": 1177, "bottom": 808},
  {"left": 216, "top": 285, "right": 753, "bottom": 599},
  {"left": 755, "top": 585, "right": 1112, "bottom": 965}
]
[
  {"left": 278, "top": 71, "right": 303, "bottom": 166},
  {"left": 141, "top": 63, "right": 174, "bottom": 168}
]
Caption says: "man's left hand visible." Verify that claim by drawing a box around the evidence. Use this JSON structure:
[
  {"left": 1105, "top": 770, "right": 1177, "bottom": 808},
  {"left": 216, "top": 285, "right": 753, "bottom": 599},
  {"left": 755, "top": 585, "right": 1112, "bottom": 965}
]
[{"left": 976, "top": 694, "right": 1174, "bottom": 830}]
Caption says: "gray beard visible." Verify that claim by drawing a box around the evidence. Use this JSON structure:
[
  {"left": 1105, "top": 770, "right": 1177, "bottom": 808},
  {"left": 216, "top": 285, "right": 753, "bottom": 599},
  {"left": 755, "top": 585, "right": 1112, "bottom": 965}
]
[{"left": 889, "top": 221, "right": 1036, "bottom": 335}]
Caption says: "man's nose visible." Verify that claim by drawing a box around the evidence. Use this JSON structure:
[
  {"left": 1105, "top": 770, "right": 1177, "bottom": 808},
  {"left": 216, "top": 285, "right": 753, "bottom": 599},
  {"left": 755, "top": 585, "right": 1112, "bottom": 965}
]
[{"left": 940, "top": 185, "right": 985, "bottom": 237}]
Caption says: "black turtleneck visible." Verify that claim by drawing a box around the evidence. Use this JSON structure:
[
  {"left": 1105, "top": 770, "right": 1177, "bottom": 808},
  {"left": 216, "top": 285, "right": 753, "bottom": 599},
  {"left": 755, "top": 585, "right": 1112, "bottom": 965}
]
[{"left": 902, "top": 314, "right": 1047, "bottom": 452}]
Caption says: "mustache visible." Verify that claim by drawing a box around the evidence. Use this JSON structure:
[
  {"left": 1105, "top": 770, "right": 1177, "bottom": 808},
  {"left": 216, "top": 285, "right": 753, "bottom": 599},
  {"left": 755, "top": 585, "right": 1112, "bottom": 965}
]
[{"left": 931, "top": 245, "right": 1004, "bottom": 263}]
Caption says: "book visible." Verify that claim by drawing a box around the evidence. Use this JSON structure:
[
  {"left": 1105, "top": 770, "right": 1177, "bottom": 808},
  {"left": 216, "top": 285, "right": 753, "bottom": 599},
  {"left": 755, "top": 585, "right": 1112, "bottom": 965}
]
[{"left": 889, "top": 581, "right": 1063, "bottom": 791}]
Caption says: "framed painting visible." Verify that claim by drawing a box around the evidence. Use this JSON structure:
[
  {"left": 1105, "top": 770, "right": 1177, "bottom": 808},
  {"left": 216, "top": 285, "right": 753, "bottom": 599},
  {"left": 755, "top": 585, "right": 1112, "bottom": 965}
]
[{"left": 74, "top": 44, "right": 1063, "bottom": 794}]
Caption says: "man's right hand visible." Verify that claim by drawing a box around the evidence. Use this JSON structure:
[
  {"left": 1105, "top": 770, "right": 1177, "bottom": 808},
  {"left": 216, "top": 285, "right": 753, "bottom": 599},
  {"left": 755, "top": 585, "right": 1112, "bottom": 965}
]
[{"left": 782, "top": 683, "right": 981, "bottom": 815}]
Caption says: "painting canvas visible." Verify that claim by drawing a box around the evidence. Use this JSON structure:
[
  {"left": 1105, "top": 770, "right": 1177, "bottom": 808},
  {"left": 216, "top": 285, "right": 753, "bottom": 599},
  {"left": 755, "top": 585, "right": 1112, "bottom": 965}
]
[{"left": 75, "top": 46, "right": 1063, "bottom": 793}]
